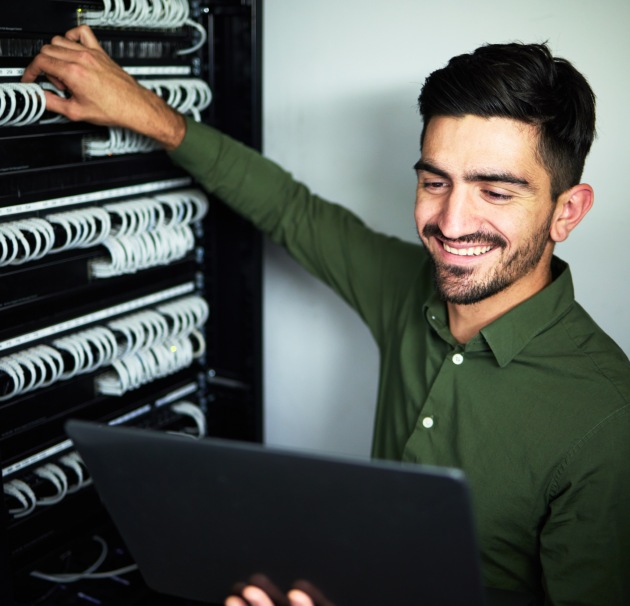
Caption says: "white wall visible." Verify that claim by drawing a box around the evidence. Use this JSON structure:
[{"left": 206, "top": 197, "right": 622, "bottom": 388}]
[{"left": 261, "top": 0, "right": 630, "bottom": 457}]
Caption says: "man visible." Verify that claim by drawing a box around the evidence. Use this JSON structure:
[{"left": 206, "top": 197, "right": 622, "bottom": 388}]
[{"left": 24, "top": 28, "right": 630, "bottom": 606}]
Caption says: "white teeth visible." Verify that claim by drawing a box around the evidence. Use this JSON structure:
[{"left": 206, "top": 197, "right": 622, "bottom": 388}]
[{"left": 443, "top": 242, "right": 493, "bottom": 256}]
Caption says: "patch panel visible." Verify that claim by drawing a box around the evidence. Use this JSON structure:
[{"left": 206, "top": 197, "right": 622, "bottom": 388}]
[{"left": 0, "top": 2, "right": 262, "bottom": 604}]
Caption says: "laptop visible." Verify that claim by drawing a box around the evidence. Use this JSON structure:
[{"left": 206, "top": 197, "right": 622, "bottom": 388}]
[{"left": 65, "top": 419, "right": 487, "bottom": 606}]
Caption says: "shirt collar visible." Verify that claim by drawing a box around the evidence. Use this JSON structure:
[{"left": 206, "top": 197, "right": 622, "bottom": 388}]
[{"left": 423, "top": 256, "right": 575, "bottom": 367}]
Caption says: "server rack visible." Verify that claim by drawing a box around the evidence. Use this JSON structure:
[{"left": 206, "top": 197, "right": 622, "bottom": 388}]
[{"left": 0, "top": 2, "right": 262, "bottom": 604}]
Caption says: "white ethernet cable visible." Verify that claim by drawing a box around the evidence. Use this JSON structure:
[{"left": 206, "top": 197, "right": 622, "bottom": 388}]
[
  {"left": 3, "top": 478, "right": 37, "bottom": 518},
  {"left": 60, "top": 451, "right": 93, "bottom": 494},
  {"left": 84, "top": 78, "right": 211, "bottom": 157},
  {"left": 30, "top": 535, "right": 139, "bottom": 583},
  {"left": 34, "top": 463, "right": 68, "bottom": 506},
  {"left": 139, "top": 78, "right": 212, "bottom": 122},
  {"left": 96, "top": 332, "right": 202, "bottom": 396},
  {"left": 0, "top": 294, "right": 207, "bottom": 401},
  {"left": 79, "top": 0, "right": 207, "bottom": 56},
  {"left": 0, "top": 83, "right": 47, "bottom": 128},
  {"left": 90, "top": 224, "right": 195, "bottom": 278},
  {"left": 171, "top": 400, "right": 207, "bottom": 437},
  {"left": 84, "top": 126, "right": 161, "bottom": 157}
]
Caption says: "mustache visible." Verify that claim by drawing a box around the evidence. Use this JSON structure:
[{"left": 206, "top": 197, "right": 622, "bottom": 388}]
[{"left": 421, "top": 224, "right": 507, "bottom": 249}]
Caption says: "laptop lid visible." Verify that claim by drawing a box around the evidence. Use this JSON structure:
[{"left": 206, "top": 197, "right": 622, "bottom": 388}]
[{"left": 65, "top": 419, "right": 486, "bottom": 606}]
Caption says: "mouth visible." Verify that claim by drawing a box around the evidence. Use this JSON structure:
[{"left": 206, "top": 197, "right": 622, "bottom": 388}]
[
  {"left": 442, "top": 242, "right": 495, "bottom": 257},
  {"left": 421, "top": 224, "right": 506, "bottom": 261}
]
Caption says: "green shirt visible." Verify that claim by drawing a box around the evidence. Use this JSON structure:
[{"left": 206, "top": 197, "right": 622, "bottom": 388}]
[{"left": 169, "top": 119, "right": 630, "bottom": 606}]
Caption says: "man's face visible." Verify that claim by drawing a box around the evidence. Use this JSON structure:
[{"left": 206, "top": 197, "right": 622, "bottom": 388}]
[{"left": 415, "top": 115, "right": 557, "bottom": 306}]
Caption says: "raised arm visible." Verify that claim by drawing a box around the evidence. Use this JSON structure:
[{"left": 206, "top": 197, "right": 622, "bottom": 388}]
[{"left": 21, "top": 25, "right": 185, "bottom": 149}]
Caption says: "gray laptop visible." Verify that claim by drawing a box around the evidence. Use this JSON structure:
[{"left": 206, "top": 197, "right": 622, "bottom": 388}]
[{"left": 65, "top": 419, "right": 487, "bottom": 606}]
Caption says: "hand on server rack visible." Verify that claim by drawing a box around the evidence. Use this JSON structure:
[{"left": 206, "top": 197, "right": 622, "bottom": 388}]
[{"left": 21, "top": 25, "right": 186, "bottom": 149}]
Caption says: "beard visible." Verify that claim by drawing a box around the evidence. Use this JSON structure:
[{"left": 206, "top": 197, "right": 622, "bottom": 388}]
[{"left": 422, "top": 216, "right": 553, "bottom": 305}]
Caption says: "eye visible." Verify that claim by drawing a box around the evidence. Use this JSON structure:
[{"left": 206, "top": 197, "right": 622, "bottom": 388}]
[
  {"left": 482, "top": 189, "right": 513, "bottom": 202},
  {"left": 422, "top": 180, "right": 449, "bottom": 193}
]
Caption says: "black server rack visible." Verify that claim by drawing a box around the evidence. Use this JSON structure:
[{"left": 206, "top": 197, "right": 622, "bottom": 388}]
[{"left": 0, "top": 1, "right": 262, "bottom": 604}]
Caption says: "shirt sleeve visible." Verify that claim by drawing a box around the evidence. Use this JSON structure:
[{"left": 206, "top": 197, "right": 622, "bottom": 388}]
[
  {"left": 540, "top": 404, "right": 630, "bottom": 606},
  {"left": 167, "top": 117, "right": 428, "bottom": 347}
]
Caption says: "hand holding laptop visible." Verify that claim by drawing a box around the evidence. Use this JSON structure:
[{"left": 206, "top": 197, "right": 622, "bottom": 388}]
[
  {"left": 226, "top": 584, "right": 312, "bottom": 606},
  {"left": 226, "top": 574, "right": 332, "bottom": 606}
]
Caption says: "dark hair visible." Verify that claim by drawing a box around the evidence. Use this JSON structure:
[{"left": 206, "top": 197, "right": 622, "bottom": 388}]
[{"left": 418, "top": 43, "right": 596, "bottom": 199}]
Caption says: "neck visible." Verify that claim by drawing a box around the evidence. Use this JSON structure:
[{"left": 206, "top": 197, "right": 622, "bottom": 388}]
[{"left": 447, "top": 263, "right": 553, "bottom": 344}]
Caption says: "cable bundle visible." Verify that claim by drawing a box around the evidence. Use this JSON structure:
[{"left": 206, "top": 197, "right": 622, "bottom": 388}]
[
  {"left": 45, "top": 207, "right": 112, "bottom": 253},
  {"left": 2, "top": 398, "right": 205, "bottom": 519},
  {"left": 90, "top": 189, "right": 208, "bottom": 277},
  {"left": 90, "top": 225, "right": 195, "bottom": 277},
  {"left": 95, "top": 334, "right": 201, "bottom": 396},
  {"left": 0, "top": 82, "right": 67, "bottom": 128},
  {"left": 0, "top": 295, "right": 208, "bottom": 402},
  {"left": 0, "top": 188, "right": 208, "bottom": 271},
  {"left": 0, "top": 345, "right": 65, "bottom": 401},
  {"left": 83, "top": 79, "right": 212, "bottom": 156},
  {"left": 83, "top": 126, "right": 160, "bottom": 156},
  {"left": 53, "top": 326, "right": 119, "bottom": 380},
  {"left": 139, "top": 78, "right": 212, "bottom": 122},
  {"left": 80, "top": 0, "right": 207, "bottom": 55},
  {"left": 82, "top": 0, "right": 189, "bottom": 29},
  {"left": 106, "top": 189, "right": 209, "bottom": 235},
  {"left": 3, "top": 451, "right": 92, "bottom": 518},
  {"left": 0, "top": 218, "right": 57, "bottom": 265},
  {"left": 96, "top": 296, "right": 208, "bottom": 396},
  {"left": 0, "top": 83, "right": 47, "bottom": 127}
]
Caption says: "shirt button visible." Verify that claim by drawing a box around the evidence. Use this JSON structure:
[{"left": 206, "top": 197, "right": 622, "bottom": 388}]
[
  {"left": 452, "top": 353, "right": 464, "bottom": 365},
  {"left": 422, "top": 417, "right": 434, "bottom": 429}
]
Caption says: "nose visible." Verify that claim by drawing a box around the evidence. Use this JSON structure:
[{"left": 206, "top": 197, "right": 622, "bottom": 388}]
[{"left": 436, "top": 185, "right": 478, "bottom": 240}]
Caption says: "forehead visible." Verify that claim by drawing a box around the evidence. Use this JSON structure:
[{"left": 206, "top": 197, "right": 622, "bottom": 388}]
[{"left": 422, "top": 115, "right": 546, "bottom": 179}]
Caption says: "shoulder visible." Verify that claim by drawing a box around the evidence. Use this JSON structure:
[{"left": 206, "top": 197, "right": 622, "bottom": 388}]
[{"left": 559, "top": 300, "right": 630, "bottom": 404}]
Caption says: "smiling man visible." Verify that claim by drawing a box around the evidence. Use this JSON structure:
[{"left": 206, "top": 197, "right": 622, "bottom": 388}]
[
  {"left": 24, "top": 31, "right": 630, "bottom": 606},
  {"left": 414, "top": 114, "right": 593, "bottom": 342}
]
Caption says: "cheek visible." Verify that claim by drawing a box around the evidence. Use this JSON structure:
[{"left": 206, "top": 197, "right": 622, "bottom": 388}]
[
  {"left": 414, "top": 204, "right": 426, "bottom": 236},
  {"left": 414, "top": 194, "right": 428, "bottom": 226},
  {"left": 414, "top": 196, "right": 437, "bottom": 240}
]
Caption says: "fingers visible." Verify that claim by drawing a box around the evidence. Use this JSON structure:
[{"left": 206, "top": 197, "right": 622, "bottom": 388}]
[
  {"left": 46, "top": 75, "right": 66, "bottom": 91},
  {"left": 64, "top": 25, "right": 103, "bottom": 49},
  {"left": 22, "top": 45, "right": 79, "bottom": 85},
  {"left": 22, "top": 25, "right": 105, "bottom": 85},
  {"left": 48, "top": 35, "right": 85, "bottom": 52},
  {"left": 42, "top": 89, "right": 71, "bottom": 115},
  {"left": 22, "top": 53, "right": 64, "bottom": 84},
  {"left": 240, "top": 585, "right": 276, "bottom": 606},
  {"left": 248, "top": 573, "right": 290, "bottom": 606},
  {"left": 287, "top": 589, "right": 316, "bottom": 606},
  {"left": 292, "top": 581, "right": 335, "bottom": 606},
  {"left": 227, "top": 580, "right": 329, "bottom": 606},
  {"left": 21, "top": 54, "right": 45, "bottom": 84},
  {"left": 20, "top": 23, "right": 183, "bottom": 142}
]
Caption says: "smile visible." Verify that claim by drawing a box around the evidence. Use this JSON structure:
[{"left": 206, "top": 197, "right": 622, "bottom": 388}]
[{"left": 442, "top": 242, "right": 494, "bottom": 256}]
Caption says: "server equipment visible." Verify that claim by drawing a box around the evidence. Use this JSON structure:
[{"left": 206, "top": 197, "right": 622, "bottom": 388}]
[{"left": 0, "top": 2, "right": 262, "bottom": 604}]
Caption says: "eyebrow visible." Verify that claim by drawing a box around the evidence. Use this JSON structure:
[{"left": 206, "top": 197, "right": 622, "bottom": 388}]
[{"left": 414, "top": 159, "right": 533, "bottom": 191}]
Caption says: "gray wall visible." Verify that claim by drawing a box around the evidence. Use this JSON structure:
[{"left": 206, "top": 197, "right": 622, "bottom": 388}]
[{"left": 261, "top": 0, "right": 630, "bottom": 457}]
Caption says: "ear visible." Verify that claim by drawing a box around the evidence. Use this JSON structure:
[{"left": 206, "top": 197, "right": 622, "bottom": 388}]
[{"left": 549, "top": 184, "right": 594, "bottom": 243}]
